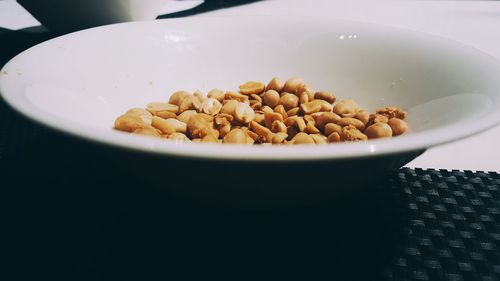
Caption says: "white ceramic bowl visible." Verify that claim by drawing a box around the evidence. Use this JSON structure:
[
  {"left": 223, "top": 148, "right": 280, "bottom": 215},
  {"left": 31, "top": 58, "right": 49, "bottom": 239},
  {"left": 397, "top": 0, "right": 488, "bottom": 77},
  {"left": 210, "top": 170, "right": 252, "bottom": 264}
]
[{"left": 2, "top": 17, "right": 500, "bottom": 207}]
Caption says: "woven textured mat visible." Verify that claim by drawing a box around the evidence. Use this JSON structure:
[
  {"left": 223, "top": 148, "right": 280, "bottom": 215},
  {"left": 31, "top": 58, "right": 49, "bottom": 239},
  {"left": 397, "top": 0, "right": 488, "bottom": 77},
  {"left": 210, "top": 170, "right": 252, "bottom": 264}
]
[
  {"left": 1, "top": 97, "right": 499, "bottom": 281},
  {"left": 384, "top": 169, "right": 500, "bottom": 281}
]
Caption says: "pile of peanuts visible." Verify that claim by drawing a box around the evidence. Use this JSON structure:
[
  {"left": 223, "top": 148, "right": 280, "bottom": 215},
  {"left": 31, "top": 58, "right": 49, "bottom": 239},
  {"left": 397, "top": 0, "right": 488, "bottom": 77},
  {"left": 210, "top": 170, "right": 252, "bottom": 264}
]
[{"left": 114, "top": 77, "right": 409, "bottom": 144}]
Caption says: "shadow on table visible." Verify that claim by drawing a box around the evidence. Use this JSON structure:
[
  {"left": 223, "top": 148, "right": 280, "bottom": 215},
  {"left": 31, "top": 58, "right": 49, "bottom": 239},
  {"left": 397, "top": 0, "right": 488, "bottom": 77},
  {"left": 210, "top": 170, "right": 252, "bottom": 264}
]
[{"left": 1, "top": 118, "right": 410, "bottom": 280}]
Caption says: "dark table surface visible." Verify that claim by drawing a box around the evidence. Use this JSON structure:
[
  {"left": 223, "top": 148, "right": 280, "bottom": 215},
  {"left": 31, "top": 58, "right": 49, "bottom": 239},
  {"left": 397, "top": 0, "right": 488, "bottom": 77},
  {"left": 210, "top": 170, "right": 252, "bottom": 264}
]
[{"left": 1, "top": 10, "right": 500, "bottom": 281}]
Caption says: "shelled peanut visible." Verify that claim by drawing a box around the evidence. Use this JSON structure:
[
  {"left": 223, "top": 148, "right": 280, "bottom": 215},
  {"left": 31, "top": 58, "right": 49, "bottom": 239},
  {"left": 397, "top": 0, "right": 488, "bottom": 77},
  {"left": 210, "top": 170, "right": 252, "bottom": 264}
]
[{"left": 113, "top": 77, "right": 409, "bottom": 144}]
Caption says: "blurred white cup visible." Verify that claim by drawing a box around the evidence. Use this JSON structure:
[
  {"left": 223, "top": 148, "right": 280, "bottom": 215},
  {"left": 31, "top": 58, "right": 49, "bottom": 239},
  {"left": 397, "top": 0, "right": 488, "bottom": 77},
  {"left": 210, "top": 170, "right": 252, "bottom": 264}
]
[{"left": 17, "top": 0, "right": 168, "bottom": 33}]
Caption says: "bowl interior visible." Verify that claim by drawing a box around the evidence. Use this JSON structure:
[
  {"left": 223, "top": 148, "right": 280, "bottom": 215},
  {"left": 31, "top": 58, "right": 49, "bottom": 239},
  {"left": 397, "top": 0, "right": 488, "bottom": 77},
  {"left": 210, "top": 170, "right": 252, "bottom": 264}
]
[{"left": 1, "top": 17, "right": 500, "bottom": 160}]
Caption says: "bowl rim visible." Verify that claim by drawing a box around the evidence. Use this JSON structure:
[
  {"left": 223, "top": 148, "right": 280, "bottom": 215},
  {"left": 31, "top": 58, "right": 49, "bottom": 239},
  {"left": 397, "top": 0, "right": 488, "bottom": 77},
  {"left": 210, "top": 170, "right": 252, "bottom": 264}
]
[{"left": 2, "top": 17, "right": 500, "bottom": 161}]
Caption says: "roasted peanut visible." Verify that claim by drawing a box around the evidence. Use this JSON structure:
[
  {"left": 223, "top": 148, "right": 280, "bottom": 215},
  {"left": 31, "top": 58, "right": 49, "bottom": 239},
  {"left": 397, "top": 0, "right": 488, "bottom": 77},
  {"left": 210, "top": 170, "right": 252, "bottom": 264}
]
[
  {"left": 305, "top": 121, "right": 320, "bottom": 134},
  {"left": 297, "top": 83, "right": 314, "bottom": 100},
  {"left": 169, "top": 91, "right": 190, "bottom": 106},
  {"left": 215, "top": 114, "right": 231, "bottom": 128},
  {"left": 207, "top": 88, "right": 225, "bottom": 102},
  {"left": 261, "top": 106, "right": 274, "bottom": 114},
  {"left": 282, "top": 77, "right": 305, "bottom": 94},
  {"left": 284, "top": 116, "right": 307, "bottom": 132},
  {"left": 151, "top": 116, "right": 176, "bottom": 134},
  {"left": 220, "top": 100, "right": 239, "bottom": 115},
  {"left": 310, "top": 134, "right": 327, "bottom": 144},
  {"left": 298, "top": 91, "right": 309, "bottom": 104},
  {"left": 201, "top": 134, "right": 219, "bottom": 143},
  {"left": 246, "top": 136, "right": 255, "bottom": 144},
  {"left": 300, "top": 101, "right": 322, "bottom": 115},
  {"left": 234, "top": 102, "right": 255, "bottom": 123},
  {"left": 253, "top": 113, "right": 265, "bottom": 125},
  {"left": 365, "top": 122, "right": 392, "bottom": 139},
  {"left": 337, "top": 117, "right": 365, "bottom": 130},
  {"left": 286, "top": 107, "right": 300, "bottom": 117},
  {"left": 178, "top": 95, "right": 201, "bottom": 113},
  {"left": 274, "top": 104, "right": 288, "bottom": 119},
  {"left": 376, "top": 107, "right": 407, "bottom": 119},
  {"left": 365, "top": 122, "right": 393, "bottom": 139},
  {"left": 193, "top": 90, "right": 206, "bottom": 103},
  {"left": 246, "top": 130, "right": 260, "bottom": 141},
  {"left": 279, "top": 93, "right": 299, "bottom": 110},
  {"left": 262, "top": 90, "right": 280, "bottom": 108},
  {"left": 292, "top": 133, "right": 315, "bottom": 144},
  {"left": 303, "top": 115, "right": 315, "bottom": 123},
  {"left": 310, "top": 112, "right": 324, "bottom": 120},
  {"left": 218, "top": 124, "right": 231, "bottom": 138},
  {"left": 315, "top": 112, "right": 341, "bottom": 130},
  {"left": 307, "top": 91, "right": 315, "bottom": 102},
  {"left": 250, "top": 121, "right": 274, "bottom": 142},
  {"left": 177, "top": 110, "right": 198, "bottom": 124},
  {"left": 354, "top": 110, "right": 370, "bottom": 125},
  {"left": 200, "top": 98, "right": 222, "bottom": 116},
  {"left": 154, "top": 111, "right": 177, "bottom": 119},
  {"left": 187, "top": 114, "right": 211, "bottom": 138},
  {"left": 264, "top": 111, "right": 284, "bottom": 129},
  {"left": 315, "top": 99, "right": 333, "bottom": 112},
  {"left": 239, "top": 81, "right": 265, "bottom": 95},
  {"left": 164, "top": 118, "right": 187, "bottom": 133},
  {"left": 197, "top": 113, "right": 214, "bottom": 123},
  {"left": 324, "top": 123, "right": 343, "bottom": 136},
  {"left": 147, "top": 102, "right": 179, "bottom": 115},
  {"left": 225, "top": 91, "right": 248, "bottom": 102},
  {"left": 333, "top": 99, "right": 358, "bottom": 117},
  {"left": 295, "top": 116, "right": 307, "bottom": 132},
  {"left": 265, "top": 77, "right": 284, "bottom": 92},
  {"left": 210, "top": 127, "right": 220, "bottom": 139},
  {"left": 327, "top": 132, "right": 341, "bottom": 143},
  {"left": 132, "top": 126, "right": 161, "bottom": 137},
  {"left": 368, "top": 114, "right": 389, "bottom": 126},
  {"left": 314, "top": 91, "right": 336, "bottom": 103},
  {"left": 250, "top": 94, "right": 262, "bottom": 103},
  {"left": 387, "top": 118, "right": 408, "bottom": 136},
  {"left": 114, "top": 114, "right": 148, "bottom": 132},
  {"left": 249, "top": 100, "right": 262, "bottom": 110},
  {"left": 125, "top": 108, "right": 153, "bottom": 124},
  {"left": 271, "top": 120, "right": 287, "bottom": 133},
  {"left": 272, "top": 132, "right": 288, "bottom": 144},
  {"left": 340, "top": 125, "right": 368, "bottom": 141}
]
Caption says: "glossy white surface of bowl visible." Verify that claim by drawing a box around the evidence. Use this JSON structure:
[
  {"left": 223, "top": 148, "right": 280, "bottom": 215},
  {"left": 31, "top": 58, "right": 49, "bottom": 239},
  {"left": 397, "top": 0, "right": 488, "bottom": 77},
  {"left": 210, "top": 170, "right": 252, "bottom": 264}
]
[
  {"left": 2, "top": 17, "right": 499, "bottom": 161},
  {"left": 1, "top": 17, "right": 500, "bottom": 206}
]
